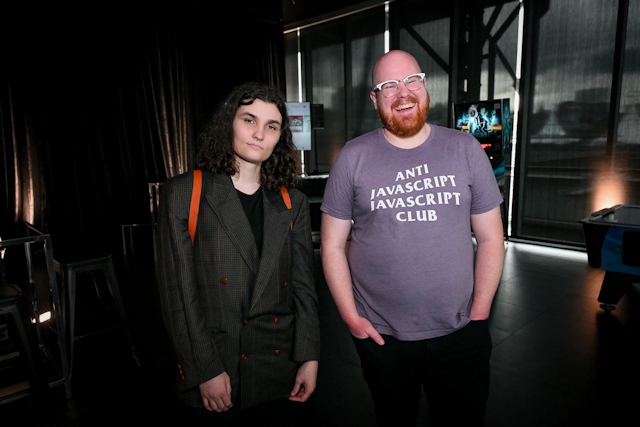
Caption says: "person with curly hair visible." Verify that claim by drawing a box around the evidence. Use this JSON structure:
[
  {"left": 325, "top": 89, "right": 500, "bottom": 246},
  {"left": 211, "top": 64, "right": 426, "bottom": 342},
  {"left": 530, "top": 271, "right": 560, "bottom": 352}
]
[{"left": 155, "top": 81, "right": 320, "bottom": 426}]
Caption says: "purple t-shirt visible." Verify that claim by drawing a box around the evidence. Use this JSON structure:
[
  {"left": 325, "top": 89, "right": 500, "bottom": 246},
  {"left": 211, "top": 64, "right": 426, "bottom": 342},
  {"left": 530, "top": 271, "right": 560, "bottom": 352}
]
[{"left": 321, "top": 125, "right": 503, "bottom": 340}]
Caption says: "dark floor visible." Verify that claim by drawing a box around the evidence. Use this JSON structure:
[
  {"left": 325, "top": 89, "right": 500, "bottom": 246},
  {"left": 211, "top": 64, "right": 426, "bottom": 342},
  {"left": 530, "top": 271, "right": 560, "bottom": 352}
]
[{"left": 2, "top": 240, "right": 640, "bottom": 426}]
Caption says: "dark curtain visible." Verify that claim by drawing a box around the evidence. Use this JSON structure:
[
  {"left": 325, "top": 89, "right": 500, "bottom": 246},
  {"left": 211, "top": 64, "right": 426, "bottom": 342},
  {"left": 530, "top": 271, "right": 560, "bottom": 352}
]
[{"left": 1, "top": 1, "right": 285, "bottom": 258}]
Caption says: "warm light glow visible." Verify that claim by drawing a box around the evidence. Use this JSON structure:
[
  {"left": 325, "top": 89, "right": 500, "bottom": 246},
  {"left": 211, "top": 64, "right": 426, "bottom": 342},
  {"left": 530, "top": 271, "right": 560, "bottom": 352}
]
[
  {"left": 591, "top": 164, "right": 627, "bottom": 213},
  {"left": 32, "top": 311, "right": 52, "bottom": 323}
]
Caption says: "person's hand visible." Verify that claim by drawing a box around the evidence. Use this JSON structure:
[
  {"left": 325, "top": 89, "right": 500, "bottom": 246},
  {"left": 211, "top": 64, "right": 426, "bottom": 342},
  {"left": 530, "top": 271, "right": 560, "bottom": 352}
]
[
  {"left": 289, "top": 361, "right": 319, "bottom": 402},
  {"left": 347, "top": 316, "right": 385, "bottom": 345},
  {"left": 199, "top": 371, "right": 233, "bottom": 412}
]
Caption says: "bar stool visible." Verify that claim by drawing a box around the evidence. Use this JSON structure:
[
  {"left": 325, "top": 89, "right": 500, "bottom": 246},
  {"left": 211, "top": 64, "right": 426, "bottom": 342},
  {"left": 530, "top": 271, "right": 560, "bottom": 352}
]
[
  {"left": 54, "top": 252, "right": 140, "bottom": 378},
  {"left": 0, "top": 283, "right": 49, "bottom": 400}
]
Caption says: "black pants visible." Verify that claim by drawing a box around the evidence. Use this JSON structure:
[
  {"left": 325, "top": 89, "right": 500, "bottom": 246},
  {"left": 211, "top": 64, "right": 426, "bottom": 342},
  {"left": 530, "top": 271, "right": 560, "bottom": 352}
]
[
  {"left": 182, "top": 397, "right": 299, "bottom": 427},
  {"left": 352, "top": 320, "right": 492, "bottom": 427}
]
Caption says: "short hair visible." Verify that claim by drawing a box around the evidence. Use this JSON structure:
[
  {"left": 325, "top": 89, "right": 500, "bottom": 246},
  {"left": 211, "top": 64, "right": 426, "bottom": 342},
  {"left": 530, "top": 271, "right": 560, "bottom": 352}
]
[{"left": 195, "top": 82, "right": 299, "bottom": 191}]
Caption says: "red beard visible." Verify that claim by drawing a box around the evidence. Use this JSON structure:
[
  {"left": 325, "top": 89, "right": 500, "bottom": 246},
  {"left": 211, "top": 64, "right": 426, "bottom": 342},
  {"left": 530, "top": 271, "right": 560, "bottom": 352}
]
[{"left": 378, "top": 92, "right": 430, "bottom": 138}]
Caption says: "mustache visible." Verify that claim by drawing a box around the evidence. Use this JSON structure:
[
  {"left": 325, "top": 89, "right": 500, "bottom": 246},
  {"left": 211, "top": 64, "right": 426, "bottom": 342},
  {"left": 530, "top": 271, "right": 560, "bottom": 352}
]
[{"left": 390, "top": 95, "right": 420, "bottom": 110}]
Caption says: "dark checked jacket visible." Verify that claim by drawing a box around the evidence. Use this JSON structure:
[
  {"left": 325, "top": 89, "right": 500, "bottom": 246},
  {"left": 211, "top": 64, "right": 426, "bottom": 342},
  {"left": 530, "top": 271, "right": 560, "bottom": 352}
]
[{"left": 155, "top": 171, "right": 320, "bottom": 410}]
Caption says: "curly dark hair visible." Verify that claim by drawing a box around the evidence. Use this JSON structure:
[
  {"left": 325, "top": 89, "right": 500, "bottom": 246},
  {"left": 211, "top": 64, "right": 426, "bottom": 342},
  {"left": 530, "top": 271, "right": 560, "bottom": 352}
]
[{"left": 195, "top": 82, "right": 300, "bottom": 191}]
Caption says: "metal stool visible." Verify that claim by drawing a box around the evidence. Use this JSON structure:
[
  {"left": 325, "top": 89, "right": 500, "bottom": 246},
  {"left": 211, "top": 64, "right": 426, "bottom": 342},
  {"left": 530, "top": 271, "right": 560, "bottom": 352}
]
[
  {"left": 0, "top": 283, "right": 49, "bottom": 402},
  {"left": 54, "top": 253, "right": 140, "bottom": 378}
]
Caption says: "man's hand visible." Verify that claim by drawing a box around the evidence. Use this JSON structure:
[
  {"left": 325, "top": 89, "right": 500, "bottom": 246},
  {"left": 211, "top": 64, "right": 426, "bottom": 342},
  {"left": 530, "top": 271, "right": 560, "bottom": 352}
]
[
  {"left": 199, "top": 371, "right": 233, "bottom": 412},
  {"left": 320, "top": 215, "right": 385, "bottom": 347},
  {"left": 347, "top": 316, "right": 385, "bottom": 345},
  {"left": 289, "top": 361, "right": 319, "bottom": 402}
]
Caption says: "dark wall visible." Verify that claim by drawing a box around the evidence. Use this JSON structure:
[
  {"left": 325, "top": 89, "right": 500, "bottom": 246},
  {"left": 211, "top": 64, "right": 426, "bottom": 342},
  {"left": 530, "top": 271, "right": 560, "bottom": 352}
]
[{"left": 1, "top": 0, "right": 286, "bottom": 260}]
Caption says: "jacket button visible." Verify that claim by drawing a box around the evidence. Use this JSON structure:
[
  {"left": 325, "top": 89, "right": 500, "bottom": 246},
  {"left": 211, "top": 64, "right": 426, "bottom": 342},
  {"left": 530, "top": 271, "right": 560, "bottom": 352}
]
[
  {"left": 273, "top": 317, "right": 280, "bottom": 324},
  {"left": 283, "top": 281, "right": 288, "bottom": 288},
  {"left": 220, "top": 278, "right": 228, "bottom": 285},
  {"left": 241, "top": 353, "right": 248, "bottom": 361},
  {"left": 243, "top": 319, "right": 249, "bottom": 325},
  {"left": 273, "top": 350, "right": 281, "bottom": 356}
]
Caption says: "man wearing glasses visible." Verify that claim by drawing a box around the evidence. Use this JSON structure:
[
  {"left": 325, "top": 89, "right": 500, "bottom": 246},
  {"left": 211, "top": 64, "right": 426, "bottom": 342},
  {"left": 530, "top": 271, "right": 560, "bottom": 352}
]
[{"left": 320, "top": 50, "right": 504, "bottom": 426}]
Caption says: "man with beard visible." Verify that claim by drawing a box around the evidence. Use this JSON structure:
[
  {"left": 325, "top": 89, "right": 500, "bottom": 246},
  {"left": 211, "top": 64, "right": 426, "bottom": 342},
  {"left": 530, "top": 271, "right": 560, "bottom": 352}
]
[{"left": 319, "top": 50, "right": 505, "bottom": 426}]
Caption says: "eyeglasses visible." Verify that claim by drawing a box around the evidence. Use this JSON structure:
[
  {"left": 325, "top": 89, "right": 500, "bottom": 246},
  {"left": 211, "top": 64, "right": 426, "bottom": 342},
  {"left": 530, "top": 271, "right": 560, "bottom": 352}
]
[{"left": 373, "top": 73, "right": 426, "bottom": 98}]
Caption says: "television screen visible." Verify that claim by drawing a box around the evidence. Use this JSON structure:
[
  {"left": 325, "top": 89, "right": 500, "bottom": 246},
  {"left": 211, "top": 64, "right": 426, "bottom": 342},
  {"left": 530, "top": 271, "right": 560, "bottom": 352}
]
[
  {"left": 452, "top": 99, "right": 510, "bottom": 158},
  {"left": 285, "top": 102, "right": 312, "bottom": 150}
]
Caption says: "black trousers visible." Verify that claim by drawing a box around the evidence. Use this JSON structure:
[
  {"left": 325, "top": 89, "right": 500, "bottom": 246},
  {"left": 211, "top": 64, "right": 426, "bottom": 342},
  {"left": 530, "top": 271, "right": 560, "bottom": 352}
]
[
  {"left": 181, "top": 397, "right": 299, "bottom": 427},
  {"left": 352, "top": 320, "right": 492, "bottom": 427}
]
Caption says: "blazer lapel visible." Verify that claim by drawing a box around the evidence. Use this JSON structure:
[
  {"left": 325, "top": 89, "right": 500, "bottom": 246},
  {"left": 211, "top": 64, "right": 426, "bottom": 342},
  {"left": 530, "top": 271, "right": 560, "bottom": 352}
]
[
  {"left": 250, "top": 188, "right": 292, "bottom": 311},
  {"left": 204, "top": 174, "right": 260, "bottom": 274}
]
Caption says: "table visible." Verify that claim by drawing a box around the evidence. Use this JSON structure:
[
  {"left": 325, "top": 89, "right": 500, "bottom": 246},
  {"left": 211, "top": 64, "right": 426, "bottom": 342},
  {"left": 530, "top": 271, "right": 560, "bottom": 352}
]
[{"left": 581, "top": 204, "right": 640, "bottom": 311}]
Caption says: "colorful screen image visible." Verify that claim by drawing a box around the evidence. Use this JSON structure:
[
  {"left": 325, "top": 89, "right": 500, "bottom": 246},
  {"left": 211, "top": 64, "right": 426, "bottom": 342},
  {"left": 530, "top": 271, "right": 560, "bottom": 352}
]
[
  {"left": 452, "top": 99, "right": 510, "bottom": 156},
  {"left": 290, "top": 115, "right": 304, "bottom": 132}
]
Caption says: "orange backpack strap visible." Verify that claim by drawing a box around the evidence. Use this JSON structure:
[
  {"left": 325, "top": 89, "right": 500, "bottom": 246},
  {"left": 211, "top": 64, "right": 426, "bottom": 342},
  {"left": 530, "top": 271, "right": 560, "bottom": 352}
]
[
  {"left": 188, "top": 170, "right": 202, "bottom": 244},
  {"left": 280, "top": 186, "right": 292, "bottom": 209},
  {"left": 280, "top": 186, "right": 293, "bottom": 230}
]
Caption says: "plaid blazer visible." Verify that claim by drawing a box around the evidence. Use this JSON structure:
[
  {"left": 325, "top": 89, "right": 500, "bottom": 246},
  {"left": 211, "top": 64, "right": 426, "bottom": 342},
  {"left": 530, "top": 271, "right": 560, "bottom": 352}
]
[{"left": 155, "top": 171, "right": 320, "bottom": 410}]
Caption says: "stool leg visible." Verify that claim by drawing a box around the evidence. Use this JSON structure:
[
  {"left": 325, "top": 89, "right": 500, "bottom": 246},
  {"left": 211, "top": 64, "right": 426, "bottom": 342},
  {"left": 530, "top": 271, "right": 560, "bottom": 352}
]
[
  {"left": 6, "top": 302, "right": 48, "bottom": 395},
  {"left": 50, "top": 254, "right": 72, "bottom": 399},
  {"left": 67, "top": 269, "right": 77, "bottom": 379},
  {"left": 104, "top": 262, "right": 141, "bottom": 367}
]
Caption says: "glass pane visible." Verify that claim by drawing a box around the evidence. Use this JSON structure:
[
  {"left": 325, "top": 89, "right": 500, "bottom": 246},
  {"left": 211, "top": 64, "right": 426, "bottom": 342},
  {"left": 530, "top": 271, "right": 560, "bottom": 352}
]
[
  {"left": 398, "top": 16, "right": 450, "bottom": 127},
  {"left": 520, "top": 0, "right": 618, "bottom": 244},
  {"left": 296, "top": 7, "right": 385, "bottom": 174},
  {"left": 303, "top": 20, "right": 346, "bottom": 174},
  {"left": 615, "top": 0, "right": 640, "bottom": 211},
  {"left": 481, "top": 2, "right": 521, "bottom": 102},
  {"left": 347, "top": 9, "right": 386, "bottom": 141},
  {"left": 284, "top": 31, "right": 300, "bottom": 103},
  {"left": 479, "top": 2, "right": 521, "bottom": 237}
]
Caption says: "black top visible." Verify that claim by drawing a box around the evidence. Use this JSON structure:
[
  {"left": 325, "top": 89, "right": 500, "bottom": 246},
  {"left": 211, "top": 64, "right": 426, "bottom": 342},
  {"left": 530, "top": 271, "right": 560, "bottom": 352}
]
[{"left": 236, "top": 186, "right": 264, "bottom": 255}]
